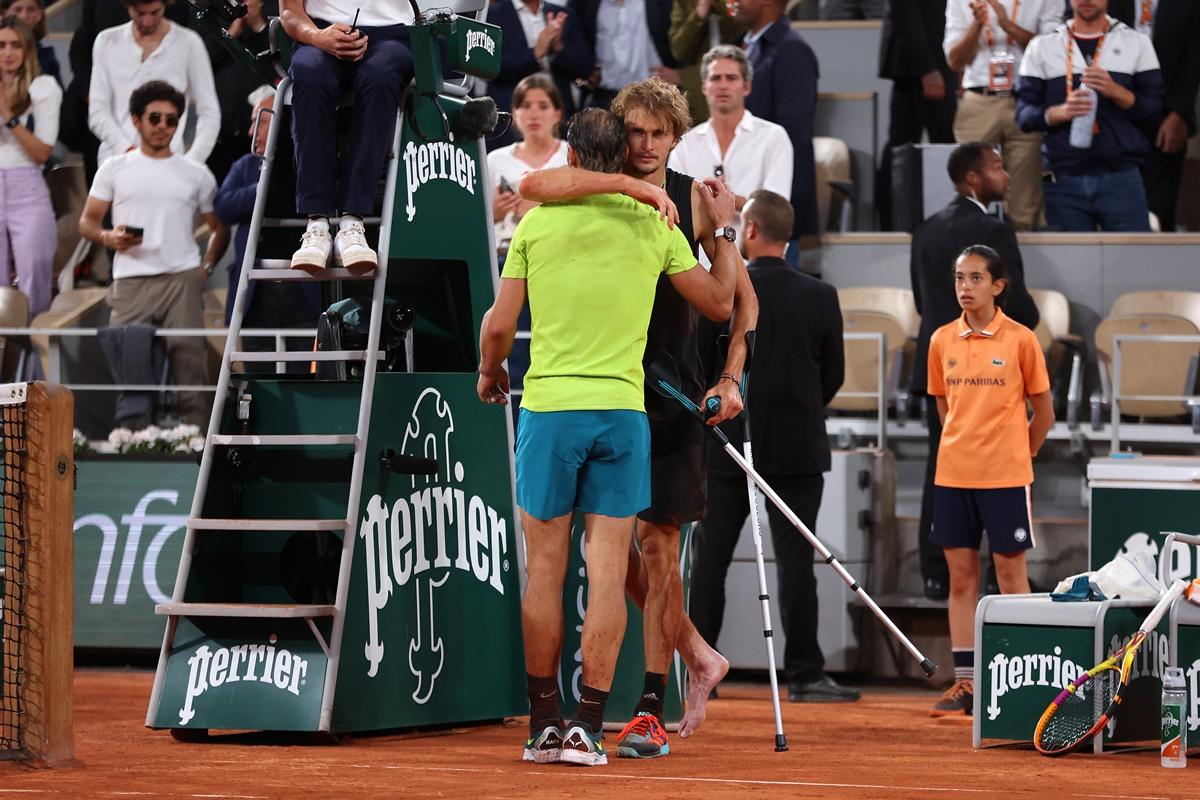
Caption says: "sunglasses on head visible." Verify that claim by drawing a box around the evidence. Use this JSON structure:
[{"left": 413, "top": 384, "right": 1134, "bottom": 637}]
[{"left": 146, "top": 112, "right": 180, "bottom": 128}]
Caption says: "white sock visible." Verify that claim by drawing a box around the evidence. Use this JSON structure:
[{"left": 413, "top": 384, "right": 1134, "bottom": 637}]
[
  {"left": 307, "top": 216, "right": 329, "bottom": 233},
  {"left": 339, "top": 215, "right": 362, "bottom": 232}
]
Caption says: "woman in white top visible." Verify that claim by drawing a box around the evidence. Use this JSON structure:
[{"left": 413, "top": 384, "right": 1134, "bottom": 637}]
[
  {"left": 487, "top": 73, "right": 568, "bottom": 252},
  {"left": 0, "top": 16, "right": 58, "bottom": 316}
]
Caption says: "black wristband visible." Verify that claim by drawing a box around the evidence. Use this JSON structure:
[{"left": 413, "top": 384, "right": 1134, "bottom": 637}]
[{"left": 5, "top": 117, "right": 18, "bottom": 130}]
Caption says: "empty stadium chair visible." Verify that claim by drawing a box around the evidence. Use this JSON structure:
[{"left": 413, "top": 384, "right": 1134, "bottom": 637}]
[
  {"left": 832, "top": 287, "right": 919, "bottom": 418},
  {"left": 1029, "top": 288, "right": 1085, "bottom": 427},
  {"left": 814, "top": 136, "right": 854, "bottom": 232},
  {"left": 0, "top": 287, "right": 30, "bottom": 380},
  {"left": 1091, "top": 314, "right": 1200, "bottom": 430}
]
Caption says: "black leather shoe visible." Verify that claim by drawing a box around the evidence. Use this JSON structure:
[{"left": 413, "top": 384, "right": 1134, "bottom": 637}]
[
  {"left": 924, "top": 577, "right": 949, "bottom": 600},
  {"left": 787, "top": 674, "right": 860, "bottom": 703}
]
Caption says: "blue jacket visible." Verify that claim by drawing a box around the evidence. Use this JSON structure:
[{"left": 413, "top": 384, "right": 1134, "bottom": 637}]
[
  {"left": 744, "top": 19, "right": 819, "bottom": 239},
  {"left": 213, "top": 153, "right": 320, "bottom": 325},
  {"left": 486, "top": 0, "right": 593, "bottom": 150},
  {"left": 37, "top": 44, "right": 62, "bottom": 88},
  {"left": 1016, "top": 18, "right": 1165, "bottom": 175}
]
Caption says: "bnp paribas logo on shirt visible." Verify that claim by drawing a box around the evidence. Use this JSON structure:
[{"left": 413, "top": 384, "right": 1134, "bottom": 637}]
[{"left": 403, "top": 141, "right": 478, "bottom": 222}]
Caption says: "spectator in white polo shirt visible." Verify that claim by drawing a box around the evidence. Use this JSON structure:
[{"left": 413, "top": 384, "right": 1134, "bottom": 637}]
[
  {"left": 88, "top": 0, "right": 220, "bottom": 167},
  {"left": 668, "top": 44, "right": 792, "bottom": 255},
  {"left": 944, "top": 0, "right": 1061, "bottom": 230}
]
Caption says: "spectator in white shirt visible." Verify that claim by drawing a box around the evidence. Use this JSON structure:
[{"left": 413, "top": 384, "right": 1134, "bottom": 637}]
[
  {"left": 944, "top": 0, "right": 1061, "bottom": 230},
  {"left": 487, "top": 73, "right": 569, "bottom": 252},
  {"left": 0, "top": 17, "right": 58, "bottom": 316},
  {"left": 668, "top": 45, "right": 792, "bottom": 253},
  {"left": 79, "top": 80, "right": 226, "bottom": 426},
  {"left": 88, "top": 0, "right": 219, "bottom": 167}
]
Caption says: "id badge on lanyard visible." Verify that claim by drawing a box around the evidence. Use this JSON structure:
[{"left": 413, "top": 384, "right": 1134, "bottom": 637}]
[{"left": 988, "top": 50, "right": 1016, "bottom": 92}]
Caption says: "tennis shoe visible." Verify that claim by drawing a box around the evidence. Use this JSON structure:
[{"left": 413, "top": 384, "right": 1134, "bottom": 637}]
[
  {"left": 290, "top": 219, "right": 332, "bottom": 273},
  {"left": 522, "top": 723, "right": 563, "bottom": 763},
  {"left": 333, "top": 220, "right": 378, "bottom": 275},
  {"left": 616, "top": 712, "right": 670, "bottom": 758},
  {"left": 559, "top": 722, "right": 607, "bottom": 766},
  {"left": 929, "top": 678, "right": 974, "bottom": 718}
]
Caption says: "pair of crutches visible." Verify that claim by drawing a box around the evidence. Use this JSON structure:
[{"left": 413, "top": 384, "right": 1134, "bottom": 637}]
[{"left": 649, "top": 333, "right": 936, "bottom": 752}]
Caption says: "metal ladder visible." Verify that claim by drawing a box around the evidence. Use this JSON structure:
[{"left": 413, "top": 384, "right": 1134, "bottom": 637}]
[{"left": 145, "top": 75, "right": 402, "bottom": 732}]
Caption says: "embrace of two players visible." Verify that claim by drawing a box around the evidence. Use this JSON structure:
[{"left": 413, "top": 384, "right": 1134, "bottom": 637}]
[{"left": 476, "top": 78, "right": 758, "bottom": 766}]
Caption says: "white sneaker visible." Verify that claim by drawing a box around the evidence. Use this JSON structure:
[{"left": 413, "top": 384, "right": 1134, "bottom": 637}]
[
  {"left": 291, "top": 219, "right": 332, "bottom": 274},
  {"left": 333, "top": 220, "right": 378, "bottom": 275}
]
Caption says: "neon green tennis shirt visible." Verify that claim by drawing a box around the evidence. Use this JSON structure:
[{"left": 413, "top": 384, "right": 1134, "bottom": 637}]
[{"left": 502, "top": 193, "right": 697, "bottom": 412}]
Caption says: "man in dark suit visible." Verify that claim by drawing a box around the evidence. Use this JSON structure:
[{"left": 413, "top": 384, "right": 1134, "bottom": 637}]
[
  {"left": 1063, "top": 0, "right": 1200, "bottom": 230},
  {"left": 877, "top": 0, "right": 956, "bottom": 230},
  {"left": 732, "top": 0, "right": 819, "bottom": 257},
  {"left": 690, "top": 189, "right": 857, "bottom": 703},
  {"left": 910, "top": 142, "right": 1040, "bottom": 599},
  {"left": 572, "top": 0, "right": 681, "bottom": 110},
  {"left": 486, "top": 0, "right": 594, "bottom": 150}
]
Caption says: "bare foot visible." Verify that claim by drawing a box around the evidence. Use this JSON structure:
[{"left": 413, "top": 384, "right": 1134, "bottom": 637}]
[{"left": 678, "top": 643, "right": 729, "bottom": 738}]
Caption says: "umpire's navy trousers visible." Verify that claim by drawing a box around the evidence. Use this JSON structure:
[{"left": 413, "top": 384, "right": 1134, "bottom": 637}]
[{"left": 289, "top": 23, "right": 414, "bottom": 217}]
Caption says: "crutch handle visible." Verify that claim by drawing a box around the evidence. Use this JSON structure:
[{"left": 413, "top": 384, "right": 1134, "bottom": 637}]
[{"left": 703, "top": 395, "right": 721, "bottom": 421}]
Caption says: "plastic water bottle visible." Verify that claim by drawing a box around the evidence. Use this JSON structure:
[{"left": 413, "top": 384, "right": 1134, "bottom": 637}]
[
  {"left": 1069, "top": 84, "right": 1098, "bottom": 149},
  {"left": 1161, "top": 666, "right": 1187, "bottom": 768}
]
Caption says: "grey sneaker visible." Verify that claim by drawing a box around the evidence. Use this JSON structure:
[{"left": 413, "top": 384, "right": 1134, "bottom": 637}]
[{"left": 522, "top": 723, "right": 563, "bottom": 764}]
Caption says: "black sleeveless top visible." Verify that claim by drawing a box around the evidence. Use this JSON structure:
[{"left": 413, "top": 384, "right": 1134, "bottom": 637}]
[{"left": 643, "top": 168, "right": 702, "bottom": 420}]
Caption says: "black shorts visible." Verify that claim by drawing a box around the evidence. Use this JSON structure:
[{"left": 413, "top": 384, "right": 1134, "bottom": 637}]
[
  {"left": 931, "top": 486, "right": 1034, "bottom": 554},
  {"left": 638, "top": 415, "right": 707, "bottom": 527}
]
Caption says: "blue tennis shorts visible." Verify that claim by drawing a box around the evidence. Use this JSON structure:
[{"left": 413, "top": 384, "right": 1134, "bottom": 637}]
[
  {"left": 515, "top": 408, "right": 651, "bottom": 521},
  {"left": 931, "top": 486, "right": 1034, "bottom": 554}
]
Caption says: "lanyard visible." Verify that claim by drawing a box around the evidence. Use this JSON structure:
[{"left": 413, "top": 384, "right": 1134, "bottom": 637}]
[
  {"left": 1140, "top": 0, "right": 1154, "bottom": 26},
  {"left": 984, "top": 0, "right": 1020, "bottom": 49},
  {"left": 1064, "top": 22, "right": 1105, "bottom": 92}
]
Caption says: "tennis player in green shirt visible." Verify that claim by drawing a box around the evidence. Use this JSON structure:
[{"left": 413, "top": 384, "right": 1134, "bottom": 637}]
[{"left": 477, "top": 107, "right": 739, "bottom": 767}]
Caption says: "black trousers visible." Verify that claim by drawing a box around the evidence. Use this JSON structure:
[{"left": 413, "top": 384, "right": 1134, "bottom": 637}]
[
  {"left": 877, "top": 76, "right": 957, "bottom": 230},
  {"left": 1142, "top": 147, "right": 1184, "bottom": 232},
  {"left": 918, "top": 394, "right": 950, "bottom": 583},
  {"left": 690, "top": 454, "right": 825, "bottom": 685}
]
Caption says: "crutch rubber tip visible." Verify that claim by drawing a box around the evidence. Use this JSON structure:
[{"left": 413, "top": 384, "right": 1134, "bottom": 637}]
[
  {"left": 774, "top": 734, "right": 788, "bottom": 752},
  {"left": 921, "top": 658, "right": 938, "bottom": 677}
]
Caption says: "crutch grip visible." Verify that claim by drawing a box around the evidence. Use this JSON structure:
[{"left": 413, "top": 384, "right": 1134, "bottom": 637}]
[{"left": 921, "top": 658, "right": 938, "bottom": 677}]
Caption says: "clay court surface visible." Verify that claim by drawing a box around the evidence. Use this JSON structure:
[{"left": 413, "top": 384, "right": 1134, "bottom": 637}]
[{"left": 0, "top": 670, "right": 1191, "bottom": 799}]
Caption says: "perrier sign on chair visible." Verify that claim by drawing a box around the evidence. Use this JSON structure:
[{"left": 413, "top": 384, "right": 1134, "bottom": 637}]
[{"left": 145, "top": 0, "right": 524, "bottom": 735}]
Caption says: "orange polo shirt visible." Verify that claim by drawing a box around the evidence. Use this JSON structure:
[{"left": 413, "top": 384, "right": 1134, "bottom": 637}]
[{"left": 927, "top": 308, "right": 1050, "bottom": 489}]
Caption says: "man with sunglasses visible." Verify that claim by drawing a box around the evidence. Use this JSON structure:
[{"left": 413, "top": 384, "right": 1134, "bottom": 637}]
[
  {"left": 80, "top": 80, "right": 227, "bottom": 428},
  {"left": 668, "top": 45, "right": 792, "bottom": 256}
]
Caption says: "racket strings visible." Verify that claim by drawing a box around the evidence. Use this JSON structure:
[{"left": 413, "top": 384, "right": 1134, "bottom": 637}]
[{"left": 1037, "top": 668, "right": 1117, "bottom": 752}]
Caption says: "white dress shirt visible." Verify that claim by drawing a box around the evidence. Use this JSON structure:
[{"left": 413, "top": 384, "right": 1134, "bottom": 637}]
[
  {"left": 88, "top": 21, "right": 221, "bottom": 166},
  {"left": 596, "top": 0, "right": 660, "bottom": 91},
  {"left": 944, "top": 0, "right": 1061, "bottom": 89},
  {"left": 0, "top": 76, "right": 60, "bottom": 169},
  {"left": 1135, "top": 0, "right": 1158, "bottom": 38},
  {"left": 668, "top": 109, "right": 792, "bottom": 264},
  {"left": 512, "top": 0, "right": 551, "bottom": 70},
  {"left": 303, "top": 0, "right": 414, "bottom": 27}
]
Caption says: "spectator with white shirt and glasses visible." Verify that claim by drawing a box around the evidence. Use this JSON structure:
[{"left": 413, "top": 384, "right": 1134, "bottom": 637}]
[
  {"left": 1016, "top": 0, "right": 1164, "bottom": 232},
  {"left": 0, "top": 16, "right": 58, "bottom": 316},
  {"left": 79, "top": 81, "right": 225, "bottom": 427},
  {"left": 945, "top": 0, "right": 1061, "bottom": 231},
  {"left": 88, "top": 0, "right": 220, "bottom": 167},
  {"left": 668, "top": 45, "right": 791, "bottom": 250}
]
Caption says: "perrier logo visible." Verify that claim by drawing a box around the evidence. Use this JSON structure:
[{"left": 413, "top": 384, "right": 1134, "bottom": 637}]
[
  {"left": 403, "top": 141, "right": 477, "bottom": 223},
  {"left": 359, "top": 388, "right": 508, "bottom": 704},
  {"left": 465, "top": 29, "right": 495, "bottom": 62}
]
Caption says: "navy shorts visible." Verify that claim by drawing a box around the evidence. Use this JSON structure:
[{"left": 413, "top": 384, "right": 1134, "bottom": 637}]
[{"left": 931, "top": 486, "right": 1034, "bottom": 554}]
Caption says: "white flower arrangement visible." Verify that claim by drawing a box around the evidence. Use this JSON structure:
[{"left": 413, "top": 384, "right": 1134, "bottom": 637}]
[
  {"left": 104, "top": 424, "right": 205, "bottom": 456},
  {"left": 72, "top": 428, "right": 92, "bottom": 454}
]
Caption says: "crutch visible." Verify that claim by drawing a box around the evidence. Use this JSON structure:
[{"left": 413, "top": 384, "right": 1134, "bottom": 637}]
[{"left": 649, "top": 351, "right": 938, "bottom": 682}]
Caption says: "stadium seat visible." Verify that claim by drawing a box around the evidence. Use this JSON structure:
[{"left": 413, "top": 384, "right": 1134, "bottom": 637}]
[
  {"left": 1091, "top": 314, "right": 1200, "bottom": 429},
  {"left": 814, "top": 136, "right": 854, "bottom": 232},
  {"left": 1110, "top": 290, "right": 1200, "bottom": 325},
  {"left": 0, "top": 287, "right": 30, "bottom": 380},
  {"left": 833, "top": 287, "right": 918, "bottom": 418},
  {"left": 1029, "top": 288, "right": 1085, "bottom": 426}
]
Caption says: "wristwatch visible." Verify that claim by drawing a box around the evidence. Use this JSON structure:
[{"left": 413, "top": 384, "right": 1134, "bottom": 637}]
[
  {"left": 5, "top": 117, "right": 18, "bottom": 130},
  {"left": 203, "top": 262, "right": 216, "bottom": 277},
  {"left": 715, "top": 226, "right": 736, "bottom": 243}
]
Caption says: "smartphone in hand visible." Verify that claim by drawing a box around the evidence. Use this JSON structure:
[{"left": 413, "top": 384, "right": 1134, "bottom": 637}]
[
  {"left": 498, "top": 176, "right": 514, "bottom": 195},
  {"left": 124, "top": 226, "right": 145, "bottom": 238}
]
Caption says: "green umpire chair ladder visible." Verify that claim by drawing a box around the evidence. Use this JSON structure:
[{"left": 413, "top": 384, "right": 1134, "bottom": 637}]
[{"left": 145, "top": 0, "right": 527, "bottom": 735}]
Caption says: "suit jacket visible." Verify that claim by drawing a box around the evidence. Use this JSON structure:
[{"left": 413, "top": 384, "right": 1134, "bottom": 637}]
[
  {"left": 878, "top": 0, "right": 950, "bottom": 80},
  {"left": 487, "top": 0, "right": 594, "bottom": 148},
  {"left": 572, "top": 0, "right": 679, "bottom": 70},
  {"left": 1067, "top": 1, "right": 1200, "bottom": 131},
  {"left": 711, "top": 257, "right": 844, "bottom": 476},
  {"left": 909, "top": 195, "right": 1040, "bottom": 394},
  {"left": 744, "top": 19, "right": 819, "bottom": 239}
]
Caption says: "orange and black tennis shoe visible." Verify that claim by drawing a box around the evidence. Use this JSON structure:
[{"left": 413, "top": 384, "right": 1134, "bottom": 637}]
[{"left": 616, "top": 712, "right": 670, "bottom": 758}]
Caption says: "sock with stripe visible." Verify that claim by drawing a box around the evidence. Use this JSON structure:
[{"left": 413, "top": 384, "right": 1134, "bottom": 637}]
[{"left": 952, "top": 648, "right": 974, "bottom": 683}]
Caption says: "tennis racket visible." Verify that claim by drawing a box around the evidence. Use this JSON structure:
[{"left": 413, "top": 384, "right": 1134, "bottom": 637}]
[{"left": 1033, "top": 579, "right": 1188, "bottom": 756}]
